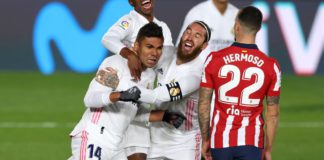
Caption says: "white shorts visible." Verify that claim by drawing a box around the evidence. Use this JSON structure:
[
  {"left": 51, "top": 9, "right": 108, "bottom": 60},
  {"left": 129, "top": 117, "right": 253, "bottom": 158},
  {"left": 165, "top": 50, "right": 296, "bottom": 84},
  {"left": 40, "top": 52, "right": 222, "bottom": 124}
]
[
  {"left": 147, "top": 149, "right": 200, "bottom": 160},
  {"left": 68, "top": 131, "right": 127, "bottom": 160},
  {"left": 148, "top": 133, "right": 201, "bottom": 160},
  {"left": 124, "top": 121, "right": 150, "bottom": 157},
  {"left": 124, "top": 146, "right": 149, "bottom": 157}
]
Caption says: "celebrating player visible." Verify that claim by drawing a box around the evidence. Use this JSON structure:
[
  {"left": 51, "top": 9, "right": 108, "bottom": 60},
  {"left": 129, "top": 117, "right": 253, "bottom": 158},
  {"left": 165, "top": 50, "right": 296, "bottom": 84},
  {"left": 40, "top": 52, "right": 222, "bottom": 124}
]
[
  {"left": 97, "top": 21, "right": 211, "bottom": 160},
  {"left": 69, "top": 23, "right": 183, "bottom": 160},
  {"left": 101, "top": 1, "right": 173, "bottom": 159},
  {"left": 199, "top": 6, "right": 281, "bottom": 160},
  {"left": 177, "top": 0, "right": 238, "bottom": 61},
  {"left": 102, "top": 0, "right": 173, "bottom": 80}
]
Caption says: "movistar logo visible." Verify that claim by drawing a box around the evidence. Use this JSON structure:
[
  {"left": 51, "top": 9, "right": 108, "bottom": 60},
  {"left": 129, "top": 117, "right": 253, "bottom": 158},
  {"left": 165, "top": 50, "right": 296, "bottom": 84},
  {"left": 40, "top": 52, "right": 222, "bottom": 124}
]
[{"left": 33, "top": 0, "right": 132, "bottom": 75}]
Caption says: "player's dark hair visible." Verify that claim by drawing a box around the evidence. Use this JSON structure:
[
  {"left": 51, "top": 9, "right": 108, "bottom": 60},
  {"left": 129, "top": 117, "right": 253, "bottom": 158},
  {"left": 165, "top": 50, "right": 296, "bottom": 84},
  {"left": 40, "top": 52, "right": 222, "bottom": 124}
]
[
  {"left": 237, "top": 6, "right": 263, "bottom": 33},
  {"left": 136, "top": 22, "right": 164, "bottom": 42},
  {"left": 194, "top": 21, "right": 211, "bottom": 42}
]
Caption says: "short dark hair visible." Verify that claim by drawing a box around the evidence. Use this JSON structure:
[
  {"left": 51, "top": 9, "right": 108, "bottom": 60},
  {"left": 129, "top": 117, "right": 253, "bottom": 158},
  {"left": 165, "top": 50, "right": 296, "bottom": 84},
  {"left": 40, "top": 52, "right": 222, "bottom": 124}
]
[
  {"left": 136, "top": 22, "right": 164, "bottom": 42},
  {"left": 237, "top": 6, "right": 263, "bottom": 33},
  {"left": 194, "top": 21, "right": 211, "bottom": 42}
]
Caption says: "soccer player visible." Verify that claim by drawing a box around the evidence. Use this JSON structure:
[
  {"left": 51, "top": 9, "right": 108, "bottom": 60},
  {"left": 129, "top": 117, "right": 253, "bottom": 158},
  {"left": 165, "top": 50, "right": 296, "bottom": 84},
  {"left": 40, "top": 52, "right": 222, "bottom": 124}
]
[
  {"left": 68, "top": 23, "right": 180, "bottom": 160},
  {"left": 199, "top": 6, "right": 281, "bottom": 160},
  {"left": 97, "top": 21, "right": 211, "bottom": 160},
  {"left": 102, "top": 0, "right": 173, "bottom": 80},
  {"left": 101, "top": 1, "right": 173, "bottom": 159},
  {"left": 177, "top": 0, "right": 238, "bottom": 61}
]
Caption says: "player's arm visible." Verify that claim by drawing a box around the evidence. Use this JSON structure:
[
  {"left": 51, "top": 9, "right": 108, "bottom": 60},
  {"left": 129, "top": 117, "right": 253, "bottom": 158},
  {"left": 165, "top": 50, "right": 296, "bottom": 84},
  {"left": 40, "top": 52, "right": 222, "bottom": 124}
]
[
  {"left": 198, "top": 87, "right": 213, "bottom": 141},
  {"left": 264, "top": 60, "right": 281, "bottom": 160},
  {"left": 83, "top": 60, "right": 140, "bottom": 108},
  {"left": 264, "top": 96, "right": 280, "bottom": 160},
  {"left": 198, "top": 87, "right": 213, "bottom": 160},
  {"left": 134, "top": 108, "right": 186, "bottom": 129},
  {"left": 95, "top": 67, "right": 201, "bottom": 105},
  {"left": 101, "top": 16, "right": 132, "bottom": 55},
  {"left": 101, "top": 17, "right": 142, "bottom": 80},
  {"left": 138, "top": 73, "right": 202, "bottom": 106}
]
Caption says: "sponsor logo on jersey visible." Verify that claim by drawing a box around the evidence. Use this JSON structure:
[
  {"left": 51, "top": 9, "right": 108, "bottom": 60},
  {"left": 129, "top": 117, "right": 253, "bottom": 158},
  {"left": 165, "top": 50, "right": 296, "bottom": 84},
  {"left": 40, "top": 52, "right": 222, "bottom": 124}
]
[{"left": 120, "top": 20, "right": 129, "bottom": 30}]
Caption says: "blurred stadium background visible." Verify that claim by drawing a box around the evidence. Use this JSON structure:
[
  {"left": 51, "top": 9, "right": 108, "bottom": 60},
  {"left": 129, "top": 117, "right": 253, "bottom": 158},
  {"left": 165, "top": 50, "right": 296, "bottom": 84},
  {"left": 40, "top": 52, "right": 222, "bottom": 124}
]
[{"left": 0, "top": 0, "right": 323, "bottom": 159}]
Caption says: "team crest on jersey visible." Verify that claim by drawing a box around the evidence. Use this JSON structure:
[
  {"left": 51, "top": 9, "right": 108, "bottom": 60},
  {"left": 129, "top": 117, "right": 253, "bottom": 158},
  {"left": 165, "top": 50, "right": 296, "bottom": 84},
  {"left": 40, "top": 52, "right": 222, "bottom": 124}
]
[
  {"left": 156, "top": 68, "right": 163, "bottom": 75},
  {"left": 119, "top": 20, "right": 129, "bottom": 30},
  {"left": 166, "top": 82, "right": 182, "bottom": 101}
]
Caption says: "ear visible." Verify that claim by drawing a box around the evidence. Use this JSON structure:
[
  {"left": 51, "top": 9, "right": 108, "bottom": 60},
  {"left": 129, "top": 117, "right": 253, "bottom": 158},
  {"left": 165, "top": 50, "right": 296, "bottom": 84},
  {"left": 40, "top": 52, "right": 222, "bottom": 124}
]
[
  {"left": 133, "top": 41, "right": 140, "bottom": 54},
  {"left": 234, "top": 21, "right": 240, "bottom": 34},
  {"left": 128, "top": 0, "right": 134, "bottom": 6},
  {"left": 201, "top": 42, "right": 208, "bottom": 51}
]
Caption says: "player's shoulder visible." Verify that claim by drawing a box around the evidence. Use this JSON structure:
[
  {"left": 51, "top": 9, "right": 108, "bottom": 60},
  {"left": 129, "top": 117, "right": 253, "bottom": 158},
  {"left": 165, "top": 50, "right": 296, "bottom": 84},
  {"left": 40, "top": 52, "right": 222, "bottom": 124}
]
[
  {"left": 187, "top": 1, "right": 210, "bottom": 14},
  {"left": 153, "top": 18, "right": 170, "bottom": 30},
  {"left": 191, "top": 1, "right": 210, "bottom": 10},
  {"left": 227, "top": 3, "right": 239, "bottom": 12},
  {"left": 210, "top": 46, "right": 233, "bottom": 58},
  {"left": 99, "top": 55, "right": 127, "bottom": 69},
  {"left": 116, "top": 11, "right": 134, "bottom": 25},
  {"left": 267, "top": 57, "right": 281, "bottom": 68}
]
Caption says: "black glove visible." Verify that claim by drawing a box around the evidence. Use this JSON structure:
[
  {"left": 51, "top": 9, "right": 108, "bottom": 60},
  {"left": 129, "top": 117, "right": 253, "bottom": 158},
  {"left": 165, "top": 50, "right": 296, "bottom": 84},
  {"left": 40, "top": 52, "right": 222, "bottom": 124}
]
[
  {"left": 162, "top": 111, "right": 186, "bottom": 129},
  {"left": 119, "top": 86, "right": 141, "bottom": 102}
]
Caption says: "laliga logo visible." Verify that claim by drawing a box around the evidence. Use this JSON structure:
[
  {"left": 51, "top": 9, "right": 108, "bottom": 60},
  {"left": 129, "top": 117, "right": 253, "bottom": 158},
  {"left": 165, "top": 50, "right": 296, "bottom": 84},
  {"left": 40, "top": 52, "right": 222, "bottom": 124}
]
[{"left": 33, "top": 0, "right": 132, "bottom": 75}]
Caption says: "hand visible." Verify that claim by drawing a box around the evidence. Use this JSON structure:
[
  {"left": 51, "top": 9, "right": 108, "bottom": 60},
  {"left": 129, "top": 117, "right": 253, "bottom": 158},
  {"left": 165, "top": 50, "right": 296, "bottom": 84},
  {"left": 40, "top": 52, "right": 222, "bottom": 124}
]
[
  {"left": 201, "top": 140, "right": 212, "bottom": 160},
  {"left": 263, "top": 149, "right": 272, "bottom": 160},
  {"left": 120, "top": 47, "right": 142, "bottom": 81},
  {"left": 119, "top": 86, "right": 141, "bottom": 102},
  {"left": 95, "top": 67, "right": 119, "bottom": 90},
  {"left": 162, "top": 111, "right": 186, "bottom": 128}
]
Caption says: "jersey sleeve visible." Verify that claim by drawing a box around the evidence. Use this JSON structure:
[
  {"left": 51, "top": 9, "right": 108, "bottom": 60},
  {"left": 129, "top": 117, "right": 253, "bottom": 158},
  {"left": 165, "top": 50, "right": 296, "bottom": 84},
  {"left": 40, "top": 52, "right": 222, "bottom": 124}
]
[
  {"left": 266, "top": 60, "right": 281, "bottom": 97},
  {"left": 83, "top": 58, "right": 123, "bottom": 108},
  {"left": 101, "top": 15, "right": 133, "bottom": 55},
  {"left": 200, "top": 54, "right": 215, "bottom": 89},
  {"left": 138, "top": 71, "right": 202, "bottom": 107}
]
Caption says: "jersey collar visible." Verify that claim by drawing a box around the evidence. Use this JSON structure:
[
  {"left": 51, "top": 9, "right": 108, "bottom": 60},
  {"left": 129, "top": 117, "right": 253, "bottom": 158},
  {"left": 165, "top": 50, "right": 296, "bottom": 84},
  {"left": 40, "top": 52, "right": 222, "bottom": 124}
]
[{"left": 231, "top": 42, "right": 259, "bottom": 50}]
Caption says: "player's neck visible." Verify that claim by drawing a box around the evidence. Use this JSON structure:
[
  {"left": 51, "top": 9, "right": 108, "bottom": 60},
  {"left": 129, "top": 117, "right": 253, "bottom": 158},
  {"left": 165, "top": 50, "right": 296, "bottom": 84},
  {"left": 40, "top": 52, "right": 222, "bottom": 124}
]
[
  {"left": 235, "top": 36, "right": 256, "bottom": 45},
  {"left": 213, "top": 0, "right": 228, "bottom": 15},
  {"left": 144, "top": 15, "right": 154, "bottom": 22}
]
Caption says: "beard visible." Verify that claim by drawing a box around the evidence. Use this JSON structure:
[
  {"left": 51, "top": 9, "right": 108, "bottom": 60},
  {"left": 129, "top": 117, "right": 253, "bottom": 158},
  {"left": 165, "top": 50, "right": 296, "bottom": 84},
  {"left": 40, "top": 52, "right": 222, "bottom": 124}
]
[{"left": 177, "top": 41, "right": 203, "bottom": 63}]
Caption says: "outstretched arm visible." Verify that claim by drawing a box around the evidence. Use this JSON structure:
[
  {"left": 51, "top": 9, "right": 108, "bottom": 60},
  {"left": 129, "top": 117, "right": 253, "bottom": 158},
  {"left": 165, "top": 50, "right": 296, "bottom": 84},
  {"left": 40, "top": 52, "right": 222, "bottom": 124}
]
[
  {"left": 198, "top": 87, "right": 213, "bottom": 160},
  {"left": 95, "top": 67, "right": 202, "bottom": 106},
  {"left": 264, "top": 96, "right": 280, "bottom": 160}
]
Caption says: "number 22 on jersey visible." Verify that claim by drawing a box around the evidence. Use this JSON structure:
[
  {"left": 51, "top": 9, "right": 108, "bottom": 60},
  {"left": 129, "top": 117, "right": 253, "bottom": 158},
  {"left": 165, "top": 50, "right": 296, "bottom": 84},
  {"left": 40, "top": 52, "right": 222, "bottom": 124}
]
[{"left": 218, "top": 64, "right": 265, "bottom": 107}]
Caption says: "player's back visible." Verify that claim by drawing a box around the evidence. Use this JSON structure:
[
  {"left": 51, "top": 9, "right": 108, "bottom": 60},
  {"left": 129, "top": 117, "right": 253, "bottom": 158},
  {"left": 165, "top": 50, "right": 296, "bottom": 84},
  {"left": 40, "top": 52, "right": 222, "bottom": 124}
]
[{"left": 202, "top": 42, "right": 281, "bottom": 148}]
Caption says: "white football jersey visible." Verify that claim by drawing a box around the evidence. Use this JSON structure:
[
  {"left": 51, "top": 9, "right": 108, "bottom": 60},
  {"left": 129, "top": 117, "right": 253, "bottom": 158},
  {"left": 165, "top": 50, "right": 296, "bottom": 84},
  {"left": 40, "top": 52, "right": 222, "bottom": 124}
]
[
  {"left": 138, "top": 48, "right": 205, "bottom": 149},
  {"left": 70, "top": 55, "right": 155, "bottom": 150},
  {"left": 102, "top": 10, "right": 173, "bottom": 55},
  {"left": 101, "top": 10, "right": 173, "bottom": 150},
  {"left": 177, "top": 0, "right": 238, "bottom": 61}
]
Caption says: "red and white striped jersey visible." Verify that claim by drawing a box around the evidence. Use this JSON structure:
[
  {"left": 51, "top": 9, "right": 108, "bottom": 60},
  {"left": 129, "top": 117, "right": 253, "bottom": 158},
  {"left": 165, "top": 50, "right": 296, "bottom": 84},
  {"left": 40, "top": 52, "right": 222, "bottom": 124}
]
[{"left": 200, "top": 42, "right": 281, "bottom": 149}]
